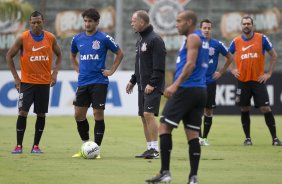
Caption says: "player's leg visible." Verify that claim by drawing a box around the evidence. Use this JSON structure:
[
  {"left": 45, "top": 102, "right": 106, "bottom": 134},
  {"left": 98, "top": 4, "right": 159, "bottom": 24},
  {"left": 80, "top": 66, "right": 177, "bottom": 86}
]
[
  {"left": 12, "top": 83, "right": 33, "bottom": 154},
  {"left": 145, "top": 123, "right": 173, "bottom": 183},
  {"left": 135, "top": 116, "right": 151, "bottom": 158},
  {"left": 90, "top": 84, "right": 108, "bottom": 148},
  {"left": 236, "top": 80, "right": 252, "bottom": 145},
  {"left": 142, "top": 90, "right": 162, "bottom": 159},
  {"left": 201, "top": 82, "right": 216, "bottom": 146},
  {"left": 31, "top": 84, "right": 50, "bottom": 153},
  {"left": 146, "top": 88, "right": 187, "bottom": 183},
  {"left": 253, "top": 82, "right": 282, "bottom": 146},
  {"left": 72, "top": 86, "right": 91, "bottom": 157},
  {"left": 184, "top": 88, "right": 206, "bottom": 184},
  {"left": 135, "top": 91, "right": 151, "bottom": 158},
  {"left": 74, "top": 106, "right": 89, "bottom": 141}
]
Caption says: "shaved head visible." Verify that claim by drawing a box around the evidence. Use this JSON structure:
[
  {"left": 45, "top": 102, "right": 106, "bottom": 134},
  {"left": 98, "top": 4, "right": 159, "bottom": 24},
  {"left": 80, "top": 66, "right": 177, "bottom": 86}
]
[{"left": 178, "top": 10, "right": 197, "bottom": 26}]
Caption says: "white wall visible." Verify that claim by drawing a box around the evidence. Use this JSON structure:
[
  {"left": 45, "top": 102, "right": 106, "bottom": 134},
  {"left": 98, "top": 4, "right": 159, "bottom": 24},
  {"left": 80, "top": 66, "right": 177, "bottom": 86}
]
[{"left": 0, "top": 71, "right": 138, "bottom": 116}]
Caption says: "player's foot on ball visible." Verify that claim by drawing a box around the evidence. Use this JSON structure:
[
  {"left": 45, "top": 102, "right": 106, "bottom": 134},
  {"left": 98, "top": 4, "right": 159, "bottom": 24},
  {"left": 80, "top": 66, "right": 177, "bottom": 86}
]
[
  {"left": 72, "top": 151, "right": 82, "bottom": 158},
  {"left": 95, "top": 154, "right": 101, "bottom": 159}
]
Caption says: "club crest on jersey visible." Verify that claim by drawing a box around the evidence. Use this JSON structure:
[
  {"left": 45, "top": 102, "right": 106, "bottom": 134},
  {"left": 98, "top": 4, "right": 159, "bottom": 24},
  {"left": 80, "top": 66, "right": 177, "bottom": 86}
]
[
  {"left": 92, "top": 40, "right": 100, "bottom": 50},
  {"left": 141, "top": 42, "right": 147, "bottom": 52}
]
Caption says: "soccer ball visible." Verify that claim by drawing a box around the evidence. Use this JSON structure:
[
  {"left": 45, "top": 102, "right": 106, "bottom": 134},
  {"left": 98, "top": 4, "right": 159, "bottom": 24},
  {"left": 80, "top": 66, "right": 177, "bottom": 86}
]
[{"left": 80, "top": 141, "right": 100, "bottom": 159}]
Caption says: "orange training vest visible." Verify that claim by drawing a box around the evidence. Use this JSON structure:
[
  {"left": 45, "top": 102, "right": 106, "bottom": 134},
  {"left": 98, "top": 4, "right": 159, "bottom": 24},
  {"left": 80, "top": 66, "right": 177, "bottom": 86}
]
[
  {"left": 234, "top": 33, "right": 264, "bottom": 82},
  {"left": 20, "top": 30, "right": 54, "bottom": 84}
]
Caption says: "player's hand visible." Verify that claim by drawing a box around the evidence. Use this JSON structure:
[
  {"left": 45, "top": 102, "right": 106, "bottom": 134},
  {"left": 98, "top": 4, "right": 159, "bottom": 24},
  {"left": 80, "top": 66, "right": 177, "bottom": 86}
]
[
  {"left": 51, "top": 72, "right": 58, "bottom": 87},
  {"left": 126, "top": 82, "right": 134, "bottom": 94},
  {"left": 164, "top": 84, "right": 178, "bottom": 98},
  {"left": 231, "top": 69, "right": 240, "bottom": 78},
  {"left": 258, "top": 73, "right": 271, "bottom": 84},
  {"left": 144, "top": 84, "right": 154, "bottom": 94},
  {"left": 14, "top": 78, "right": 21, "bottom": 92},
  {"left": 213, "top": 71, "right": 222, "bottom": 80},
  {"left": 102, "top": 69, "right": 113, "bottom": 77}
]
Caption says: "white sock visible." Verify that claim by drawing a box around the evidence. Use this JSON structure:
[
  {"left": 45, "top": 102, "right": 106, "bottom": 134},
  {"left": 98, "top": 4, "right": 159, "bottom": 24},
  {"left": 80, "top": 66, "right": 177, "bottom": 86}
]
[
  {"left": 82, "top": 140, "right": 89, "bottom": 143},
  {"left": 147, "top": 142, "right": 151, "bottom": 150},
  {"left": 151, "top": 141, "right": 159, "bottom": 151}
]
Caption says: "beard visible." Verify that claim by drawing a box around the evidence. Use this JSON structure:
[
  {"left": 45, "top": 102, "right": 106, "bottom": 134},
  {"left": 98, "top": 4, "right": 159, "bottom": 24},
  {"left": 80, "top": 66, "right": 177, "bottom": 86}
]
[{"left": 243, "top": 28, "right": 252, "bottom": 35}]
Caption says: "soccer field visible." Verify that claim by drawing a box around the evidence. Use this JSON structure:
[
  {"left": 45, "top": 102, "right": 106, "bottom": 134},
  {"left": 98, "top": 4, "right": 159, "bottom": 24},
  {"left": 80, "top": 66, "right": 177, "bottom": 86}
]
[{"left": 0, "top": 115, "right": 281, "bottom": 184}]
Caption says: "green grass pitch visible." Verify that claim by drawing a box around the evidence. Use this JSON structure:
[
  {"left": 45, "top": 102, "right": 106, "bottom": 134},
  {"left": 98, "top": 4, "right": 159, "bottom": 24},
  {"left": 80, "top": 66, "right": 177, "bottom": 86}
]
[{"left": 0, "top": 115, "right": 281, "bottom": 184}]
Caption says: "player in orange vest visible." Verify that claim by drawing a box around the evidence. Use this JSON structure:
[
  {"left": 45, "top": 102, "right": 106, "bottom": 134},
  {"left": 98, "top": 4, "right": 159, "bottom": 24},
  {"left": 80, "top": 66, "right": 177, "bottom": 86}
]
[
  {"left": 229, "top": 16, "right": 281, "bottom": 146},
  {"left": 6, "top": 11, "right": 62, "bottom": 154}
]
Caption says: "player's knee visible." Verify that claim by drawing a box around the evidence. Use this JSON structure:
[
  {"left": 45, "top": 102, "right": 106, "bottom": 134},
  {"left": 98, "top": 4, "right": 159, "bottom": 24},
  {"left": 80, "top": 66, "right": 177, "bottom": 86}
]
[
  {"left": 260, "top": 106, "right": 271, "bottom": 113},
  {"left": 93, "top": 110, "right": 104, "bottom": 120},
  {"left": 159, "top": 123, "right": 172, "bottom": 134},
  {"left": 143, "top": 111, "right": 154, "bottom": 119},
  {"left": 36, "top": 113, "right": 46, "bottom": 118},
  {"left": 240, "top": 106, "right": 251, "bottom": 112},
  {"left": 204, "top": 108, "right": 213, "bottom": 116},
  {"left": 74, "top": 113, "right": 86, "bottom": 121},
  {"left": 18, "top": 111, "right": 28, "bottom": 117}
]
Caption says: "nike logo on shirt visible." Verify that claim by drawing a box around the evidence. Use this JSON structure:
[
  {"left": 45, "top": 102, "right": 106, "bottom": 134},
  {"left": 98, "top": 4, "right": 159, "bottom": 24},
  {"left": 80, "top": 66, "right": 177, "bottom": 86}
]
[
  {"left": 32, "top": 46, "right": 46, "bottom": 52},
  {"left": 242, "top": 44, "right": 254, "bottom": 51}
]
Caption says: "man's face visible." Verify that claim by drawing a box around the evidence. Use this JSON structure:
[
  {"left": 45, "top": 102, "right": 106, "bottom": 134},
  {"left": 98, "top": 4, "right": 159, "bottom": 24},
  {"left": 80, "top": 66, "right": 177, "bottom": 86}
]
[
  {"left": 131, "top": 13, "right": 143, "bottom": 33},
  {"left": 175, "top": 13, "right": 189, "bottom": 36},
  {"left": 241, "top": 18, "right": 253, "bottom": 35},
  {"left": 83, "top": 16, "right": 98, "bottom": 33},
  {"left": 29, "top": 16, "right": 44, "bottom": 35},
  {"left": 201, "top": 22, "right": 212, "bottom": 39}
]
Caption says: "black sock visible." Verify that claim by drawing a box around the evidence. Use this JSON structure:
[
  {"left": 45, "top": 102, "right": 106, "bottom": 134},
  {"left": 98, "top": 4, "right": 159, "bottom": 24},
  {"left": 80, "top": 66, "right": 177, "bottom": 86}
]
[
  {"left": 33, "top": 116, "right": 45, "bottom": 146},
  {"left": 241, "top": 111, "right": 250, "bottom": 138},
  {"left": 199, "top": 126, "right": 202, "bottom": 138},
  {"left": 94, "top": 120, "right": 105, "bottom": 146},
  {"left": 203, "top": 116, "right": 212, "bottom": 138},
  {"left": 264, "top": 112, "right": 277, "bottom": 139},
  {"left": 76, "top": 119, "right": 89, "bottom": 141},
  {"left": 160, "top": 134, "right": 172, "bottom": 172},
  {"left": 188, "top": 138, "right": 201, "bottom": 178},
  {"left": 16, "top": 116, "right": 27, "bottom": 146}
]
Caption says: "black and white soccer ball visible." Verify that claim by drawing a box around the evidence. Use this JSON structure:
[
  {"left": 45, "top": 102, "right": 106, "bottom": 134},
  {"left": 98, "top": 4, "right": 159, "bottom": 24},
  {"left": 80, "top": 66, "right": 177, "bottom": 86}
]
[{"left": 80, "top": 141, "right": 100, "bottom": 159}]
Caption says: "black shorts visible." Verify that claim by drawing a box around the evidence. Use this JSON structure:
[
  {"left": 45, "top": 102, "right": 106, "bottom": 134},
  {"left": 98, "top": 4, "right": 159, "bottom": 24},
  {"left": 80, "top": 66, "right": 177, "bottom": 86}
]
[
  {"left": 18, "top": 83, "right": 50, "bottom": 113},
  {"left": 160, "top": 87, "right": 206, "bottom": 131},
  {"left": 138, "top": 89, "right": 162, "bottom": 116},
  {"left": 73, "top": 84, "right": 108, "bottom": 109},
  {"left": 235, "top": 80, "right": 270, "bottom": 108},
  {"left": 206, "top": 82, "right": 216, "bottom": 109}
]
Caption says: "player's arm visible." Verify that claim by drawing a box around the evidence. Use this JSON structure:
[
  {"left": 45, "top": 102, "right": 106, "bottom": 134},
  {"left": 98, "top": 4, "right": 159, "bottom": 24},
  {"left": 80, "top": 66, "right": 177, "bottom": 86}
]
[
  {"left": 227, "top": 40, "right": 239, "bottom": 78},
  {"left": 6, "top": 35, "right": 22, "bottom": 91},
  {"left": 164, "top": 34, "right": 200, "bottom": 98},
  {"left": 51, "top": 36, "right": 62, "bottom": 87},
  {"left": 126, "top": 74, "right": 137, "bottom": 94},
  {"left": 102, "top": 48, "right": 124, "bottom": 77},
  {"left": 70, "top": 52, "right": 79, "bottom": 73},
  {"left": 258, "top": 48, "right": 277, "bottom": 83},
  {"left": 145, "top": 37, "right": 166, "bottom": 94},
  {"left": 213, "top": 52, "right": 233, "bottom": 80}
]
